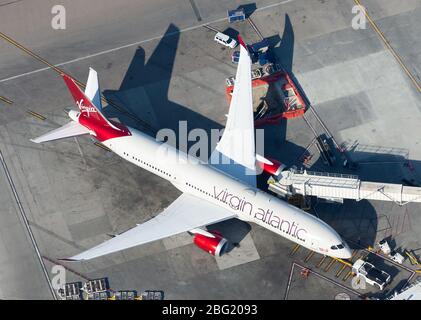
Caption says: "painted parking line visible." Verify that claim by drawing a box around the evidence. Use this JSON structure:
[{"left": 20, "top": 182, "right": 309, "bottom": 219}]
[
  {"left": 0, "top": 0, "right": 296, "bottom": 84},
  {"left": 94, "top": 141, "right": 112, "bottom": 152},
  {"left": 354, "top": 0, "right": 421, "bottom": 92},
  {"left": 289, "top": 244, "right": 301, "bottom": 256},
  {"left": 304, "top": 250, "right": 315, "bottom": 263},
  {"left": 0, "top": 96, "right": 13, "bottom": 104},
  {"left": 336, "top": 264, "right": 347, "bottom": 278},
  {"left": 324, "top": 258, "right": 336, "bottom": 272},
  {"left": 27, "top": 110, "right": 46, "bottom": 121},
  {"left": 316, "top": 255, "right": 327, "bottom": 268},
  {"left": 0, "top": 32, "right": 155, "bottom": 134},
  {"left": 0, "top": 150, "right": 57, "bottom": 299}
]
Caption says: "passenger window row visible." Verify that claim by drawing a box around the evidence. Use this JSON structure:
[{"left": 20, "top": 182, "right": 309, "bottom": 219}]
[
  {"left": 185, "top": 182, "right": 212, "bottom": 198},
  {"left": 123, "top": 152, "right": 172, "bottom": 177}
]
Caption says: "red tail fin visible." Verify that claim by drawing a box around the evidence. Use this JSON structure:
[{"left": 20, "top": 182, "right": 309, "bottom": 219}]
[
  {"left": 237, "top": 35, "right": 246, "bottom": 49},
  {"left": 62, "top": 74, "right": 107, "bottom": 125},
  {"left": 61, "top": 73, "right": 130, "bottom": 142}
]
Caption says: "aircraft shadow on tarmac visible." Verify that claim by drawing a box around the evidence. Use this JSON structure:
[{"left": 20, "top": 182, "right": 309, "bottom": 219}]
[
  {"left": 103, "top": 23, "right": 222, "bottom": 158},
  {"left": 97, "top": 18, "right": 421, "bottom": 252}
]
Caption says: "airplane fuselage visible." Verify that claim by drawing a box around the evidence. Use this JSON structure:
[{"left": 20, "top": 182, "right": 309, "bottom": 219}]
[{"left": 102, "top": 126, "right": 352, "bottom": 259}]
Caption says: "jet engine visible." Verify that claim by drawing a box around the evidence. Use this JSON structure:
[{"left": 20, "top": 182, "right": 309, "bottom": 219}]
[
  {"left": 257, "top": 157, "right": 285, "bottom": 177},
  {"left": 193, "top": 230, "right": 228, "bottom": 256}
]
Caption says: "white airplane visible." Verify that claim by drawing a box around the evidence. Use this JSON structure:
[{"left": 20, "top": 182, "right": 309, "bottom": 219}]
[{"left": 31, "top": 39, "right": 352, "bottom": 261}]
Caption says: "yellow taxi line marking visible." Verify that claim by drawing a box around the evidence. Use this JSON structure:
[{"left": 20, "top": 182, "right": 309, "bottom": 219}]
[
  {"left": 0, "top": 96, "right": 13, "bottom": 104},
  {"left": 304, "top": 250, "right": 315, "bottom": 262},
  {"left": 354, "top": 0, "right": 421, "bottom": 92},
  {"left": 336, "top": 264, "right": 347, "bottom": 278},
  {"left": 94, "top": 142, "right": 111, "bottom": 152},
  {"left": 350, "top": 250, "right": 358, "bottom": 262},
  {"left": 334, "top": 257, "right": 353, "bottom": 268},
  {"left": 343, "top": 271, "right": 353, "bottom": 282},
  {"left": 27, "top": 110, "right": 46, "bottom": 120},
  {"left": 0, "top": 32, "right": 156, "bottom": 133},
  {"left": 289, "top": 244, "right": 300, "bottom": 256},
  {"left": 316, "top": 256, "right": 327, "bottom": 268},
  {"left": 324, "top": 258, "right": 336, "bottom": 272}
]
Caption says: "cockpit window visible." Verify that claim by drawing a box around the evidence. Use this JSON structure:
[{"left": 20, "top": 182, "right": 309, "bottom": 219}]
[{"left": 331, "top": 243, "right": 345, "bottom": 250}]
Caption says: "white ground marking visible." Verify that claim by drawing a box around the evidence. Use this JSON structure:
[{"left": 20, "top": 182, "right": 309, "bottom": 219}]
[{"left": 0, "top": 0, "right": 295, "bottom": 83}]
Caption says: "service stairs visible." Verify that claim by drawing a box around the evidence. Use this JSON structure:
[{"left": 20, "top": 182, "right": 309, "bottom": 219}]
[{"left": 268, "top": 169, "right": 421, "bottom": 206}]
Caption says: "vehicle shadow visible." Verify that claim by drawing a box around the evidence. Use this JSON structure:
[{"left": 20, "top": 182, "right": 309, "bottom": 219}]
[
  {"left": 237, "top": 3, "right": 257, "bottom": 19},
  {"left": 363, "top": 253, "right": 403, "bottom": 299}
]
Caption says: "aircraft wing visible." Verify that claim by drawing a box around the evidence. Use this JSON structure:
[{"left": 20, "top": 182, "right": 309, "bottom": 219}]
[
  {"left": 64, "top": 193, "right": 236, "bottom": 261},
  {"left": 210, "top": 39, "right": 256, "bottom": 186},
  {"left": 31, "top": 121, "right": 90, "bottom": 143}
]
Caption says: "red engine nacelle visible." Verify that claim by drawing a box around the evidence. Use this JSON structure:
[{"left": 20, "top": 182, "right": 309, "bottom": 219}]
[
  {"left": 257, "top": 157, "right": 285, "bottom": 176},
  {"left": 193, "top": 231, "right": 228, "bottom": 256}
]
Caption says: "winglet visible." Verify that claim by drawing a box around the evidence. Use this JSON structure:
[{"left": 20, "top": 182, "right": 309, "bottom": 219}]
[{"left": 256, "top": 154, "right": 274, "bottom": 166}]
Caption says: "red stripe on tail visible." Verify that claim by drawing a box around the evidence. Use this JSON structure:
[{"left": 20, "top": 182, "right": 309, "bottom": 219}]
[
  {"left": 237, "top": 35, "right": 246, "bottom": 49},
  {"left": 61, "top": 74, "right": 131, "bottom": 142},
  {"left": 62, "top": 74, "right": 106, "bottom": 124}
]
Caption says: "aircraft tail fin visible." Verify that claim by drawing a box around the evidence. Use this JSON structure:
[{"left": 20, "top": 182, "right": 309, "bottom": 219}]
[
  {"left": 84, "top": 67, "right": 102, "bottom": 111},
  {"left": 61, "top": 71, "right": 120, "bottom": 130},
  {"left": 31, "top": 69, "right": 122, "bottom": 144}
]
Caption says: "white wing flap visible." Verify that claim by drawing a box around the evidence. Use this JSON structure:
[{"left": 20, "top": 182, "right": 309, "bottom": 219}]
[
  {"left": 65, "top": 193, "right": 235, "bottom": 261},
  {"left": 30, "top": 121, "right": 90, "bottom": 143}
]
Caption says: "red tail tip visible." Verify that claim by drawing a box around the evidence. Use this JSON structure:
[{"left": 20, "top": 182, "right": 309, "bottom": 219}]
[
  {"left": 237, "top": 35, "right": 246, "bottom": 48},
  {"left": 61, "top": 73, "right": 72, "bottom": 82}
]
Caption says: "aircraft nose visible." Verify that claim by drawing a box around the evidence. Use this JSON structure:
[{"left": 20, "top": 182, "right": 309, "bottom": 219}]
[
  {"left": 341, "top": 243, "right": 352, "bottom": 259},
  {"left": 342, "top": 247, "right": 352, "bottom": 259}
]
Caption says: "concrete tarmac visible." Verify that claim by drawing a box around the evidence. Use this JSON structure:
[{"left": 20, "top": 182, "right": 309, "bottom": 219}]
[{"left": 0, "top": 0, "right": 420, "bottom": 299}]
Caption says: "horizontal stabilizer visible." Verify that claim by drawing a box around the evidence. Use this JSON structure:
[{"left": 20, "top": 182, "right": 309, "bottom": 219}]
[{"left": 31, "top": 121, "right": 90, "bottom": 143}]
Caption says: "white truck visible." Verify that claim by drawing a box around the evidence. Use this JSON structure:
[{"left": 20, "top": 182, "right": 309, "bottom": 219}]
[
  {"left": 352, "top": 259, "right": 391, "bottom": 291},
  {"left": 214, "top": 32, "right": 238, "bottom": 49}
]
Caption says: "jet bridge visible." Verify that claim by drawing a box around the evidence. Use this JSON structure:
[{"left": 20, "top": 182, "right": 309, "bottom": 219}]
[{"left": 268, "top": 169, "right": 421, "bottom": 206}]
